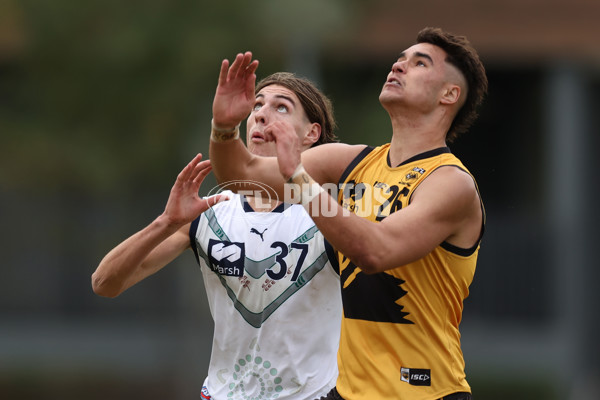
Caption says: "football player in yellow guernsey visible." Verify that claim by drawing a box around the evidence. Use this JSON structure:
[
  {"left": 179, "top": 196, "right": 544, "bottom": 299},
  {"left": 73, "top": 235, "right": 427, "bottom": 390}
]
[{"left": 209, "top": 27, "right": 488, "bottom": 400}]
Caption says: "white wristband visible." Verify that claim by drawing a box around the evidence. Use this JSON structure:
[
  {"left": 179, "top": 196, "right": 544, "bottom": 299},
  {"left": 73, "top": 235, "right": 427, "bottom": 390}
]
[
  {"left": 287, "top": 165, "right": 324, "bottom": 207},
  {"left": 210, "top": 119, "right": 240, "bottom": 142}
]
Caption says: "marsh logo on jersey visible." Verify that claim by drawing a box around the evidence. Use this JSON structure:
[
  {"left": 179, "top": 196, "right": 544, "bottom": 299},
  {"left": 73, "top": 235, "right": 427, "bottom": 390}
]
[
  {"left": 400, "top": 367, "right": 431, "bottom": 386},
  {"left": 208, "top": 239, "right": 245, "bottom": 277}
]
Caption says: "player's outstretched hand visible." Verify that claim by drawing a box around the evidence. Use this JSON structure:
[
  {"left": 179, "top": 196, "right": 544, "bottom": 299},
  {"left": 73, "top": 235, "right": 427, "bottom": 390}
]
[
  {"left": 162, "top": 154, "right": 228, "bottom": 226},
  {"left": 212, "top": 51, "right": 259, "bottom": 130}
]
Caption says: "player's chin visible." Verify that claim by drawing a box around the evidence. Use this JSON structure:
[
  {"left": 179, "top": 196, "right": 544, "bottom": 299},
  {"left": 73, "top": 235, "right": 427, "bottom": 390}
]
[
  {"left": 248, "top": 142, "right": 277, "bottom": 157},
  {"left": 378, "top": 91, "right": 401, "bottom": 108}
]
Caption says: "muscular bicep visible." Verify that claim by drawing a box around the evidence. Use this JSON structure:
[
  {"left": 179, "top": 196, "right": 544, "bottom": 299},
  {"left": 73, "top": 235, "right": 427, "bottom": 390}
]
[
  {"left": 302, "top": 143, "right": 368, "bottom": 185},
  {"left": 371, "top": 167, "right": 481, "bottom": 271}
]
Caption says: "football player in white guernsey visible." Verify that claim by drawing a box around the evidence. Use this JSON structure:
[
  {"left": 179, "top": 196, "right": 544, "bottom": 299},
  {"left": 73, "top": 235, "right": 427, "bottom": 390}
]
[{"left": 92, "top": 71, "right": 341, "bottom": 400}]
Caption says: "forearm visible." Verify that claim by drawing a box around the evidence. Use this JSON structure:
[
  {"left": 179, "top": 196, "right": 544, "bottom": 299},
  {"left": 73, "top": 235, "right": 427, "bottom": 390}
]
[
  {"left": 209, "top": 50, "right": 259, "bottom": 184},
  {"left": 309, "top": 191, "right": 446, "bottom": 273},
  {"left": 209, "top": 137, "right": 255, "bottom": 184},
  {"left": 286, "top": 166, "right": 381, "bottom": 272},
  {"left": 289, "top": 166, "right": 419, "bottom": 273},
  {"left": 92, "top": 215, "right": 185, "bottom": 297},
  {"left": 306, "top": 193, "right": 391, "bottom": 273},
  {"left": 209, "top": 137, "right": 288, "bottom": 200}
]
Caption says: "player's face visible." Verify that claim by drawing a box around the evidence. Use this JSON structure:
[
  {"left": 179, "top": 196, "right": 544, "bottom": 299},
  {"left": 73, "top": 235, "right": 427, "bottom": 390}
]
[
  {"left": 379, "top": 43, "right": 450, "bottom": 112},
  {"left": 246, "top": 85, "right": 312, "bottom": 157}
]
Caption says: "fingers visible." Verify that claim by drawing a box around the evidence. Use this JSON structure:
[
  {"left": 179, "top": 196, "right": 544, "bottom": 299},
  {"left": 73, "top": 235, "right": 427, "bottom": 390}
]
[
  {"left": 218, "top": 59, "right": 230, "bottom": 86},
  {"left": 191, "top": 160, "right": 213, "bottom": 184},
  {"left": 177, "top": 153, "right": 204, "bottom": 182},
  {"left": 238, "top": 52, "right": 254, "bottom": 78},
  {"left": 245, "top": 60, "right": 259, "bottom": 96},
  {"left": 247, "top": 59, "right": 259, "bottom": 76},
  {"left": 228, "top": 53, "right": 244, "bottom": 79},
  {"left": 263, "top": 131, "right": 275, "bottom": 142},
  {"left": 231, "top": 52, "right": 252, "bottom": 79},
  {"left": 263, "top": 123, "right": 283, "bottom": 143},
  {"left": 263, "top": 120, "right": 293, "bottom": 142},
  {"left": 262, "top": 123, "right": 302, "bottom": 179},
  {"left": 222, "top": 52, "right": 257, "bottom": 82}
]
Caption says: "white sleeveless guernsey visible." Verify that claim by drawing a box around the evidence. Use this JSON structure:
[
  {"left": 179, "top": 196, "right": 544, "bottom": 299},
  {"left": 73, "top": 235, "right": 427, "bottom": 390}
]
[{"left": 190, "top": 192, "right": 341, "bottom": 400}]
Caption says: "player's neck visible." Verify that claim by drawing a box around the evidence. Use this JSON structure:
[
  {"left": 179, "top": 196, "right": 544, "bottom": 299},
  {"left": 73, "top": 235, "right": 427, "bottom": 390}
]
[
  {"left": 387, "top": 114, "right": 448, "bottom": 167},
  {"left": 388, "top": 129, "right": 447, "bottom": 167}
]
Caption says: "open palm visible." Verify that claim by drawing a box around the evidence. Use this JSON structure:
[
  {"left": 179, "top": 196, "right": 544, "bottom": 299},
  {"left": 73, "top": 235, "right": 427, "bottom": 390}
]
[
  {"left": 163, "top": 154, "right": 228, "bottom": 226},
  {"left": 212, "top": 51, "right": 259, "bottom": 128}
]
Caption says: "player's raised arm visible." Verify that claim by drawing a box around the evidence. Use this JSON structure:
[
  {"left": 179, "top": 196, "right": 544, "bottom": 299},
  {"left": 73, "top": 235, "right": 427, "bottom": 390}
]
[
  {"left": 209, "top": 52, "right": 283, "bottom": 196},
  {"left": 92, "top": 154, "right": 227, "bottom": 297},
  {"left": 209, "top": 52, "right": 363, "bottom": 201}
]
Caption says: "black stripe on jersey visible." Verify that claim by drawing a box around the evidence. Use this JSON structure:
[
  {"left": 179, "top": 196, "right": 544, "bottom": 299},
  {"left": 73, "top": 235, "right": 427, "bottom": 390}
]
[
  {"left": 387, "top": 146, "right": 451, "bottom": 168},
  {"left": 341, "top": 261, "right": 414, "bottom": 324},
  {"left": 241, "top": 195, "right": 253, "bottom": 212},
  {"left": 409, "top": 164, "right": 486, "bottom": 257},
  {"left": 338, "top": 146, "right": 374, "bottom": 186},
  {"left": 440, "top": 240, "right": 479, "bottom": 256},
  {"left": 272, "top": 203, "right": 289, "bottom": 213},
  {"left": 189, "top": 216, "right": 201, "bottom": 264},
  {"left": 440, "top": 203, "right": 485, "bottom": 257},
  {"left": 323, "top": 238, "right": 340, "bottom": 276}
]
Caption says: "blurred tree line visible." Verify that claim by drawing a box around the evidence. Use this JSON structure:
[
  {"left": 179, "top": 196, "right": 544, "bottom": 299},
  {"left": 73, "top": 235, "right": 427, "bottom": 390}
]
[
  {"left": 0, "top": 0, "right": 368, "bottom": 318},
  {"left": 0, "top": 0, "right": 357, "bottom": 197}
]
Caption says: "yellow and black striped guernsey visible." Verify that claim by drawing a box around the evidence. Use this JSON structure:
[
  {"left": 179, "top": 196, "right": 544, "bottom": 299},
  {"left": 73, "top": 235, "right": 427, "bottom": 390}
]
[{"left": 334, "top": 144, "right": 485, "bottom": 400}]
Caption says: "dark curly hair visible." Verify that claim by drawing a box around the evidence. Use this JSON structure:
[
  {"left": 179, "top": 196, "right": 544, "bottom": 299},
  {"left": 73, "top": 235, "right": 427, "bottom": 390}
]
[{"left": 417, "top": 27, "right": 488, "bottom": 142}]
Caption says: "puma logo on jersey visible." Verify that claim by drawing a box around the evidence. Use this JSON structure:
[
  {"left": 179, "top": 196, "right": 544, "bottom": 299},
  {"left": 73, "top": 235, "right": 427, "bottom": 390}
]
[
  {"left": 208, "top": 239, "right": 245, "bottom": 277},
  {"left": 250, "top": 227, "right": 268, "bottom": 241}
]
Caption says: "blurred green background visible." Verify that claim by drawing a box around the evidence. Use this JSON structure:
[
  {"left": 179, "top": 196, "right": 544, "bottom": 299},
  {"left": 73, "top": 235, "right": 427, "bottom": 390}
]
[{"left": 2, "top": 0, "right": 599, "bottom": 399}]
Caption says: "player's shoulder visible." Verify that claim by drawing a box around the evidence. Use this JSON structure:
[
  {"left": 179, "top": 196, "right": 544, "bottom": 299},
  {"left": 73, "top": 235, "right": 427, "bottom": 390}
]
[
  {"left": 307, "top": 143, "right": 368, "bottom": 161},
  {"left": 303, "top": 143, "right": 370, "bottom": 184},
  {"left": 414, "top": 165, "right": 479, "bottom": 209},
  {"left": 430, "top": 164, "right": 477, "bottom": 188}
]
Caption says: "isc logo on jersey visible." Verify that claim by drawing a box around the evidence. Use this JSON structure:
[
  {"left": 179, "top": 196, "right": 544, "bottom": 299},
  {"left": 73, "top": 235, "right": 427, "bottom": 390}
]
[
  {"left": 208, "top": 239, "right": 245, "bottom": 277},
  {"left": 400, "top": 367, "right": 431, "bottom": 386}
]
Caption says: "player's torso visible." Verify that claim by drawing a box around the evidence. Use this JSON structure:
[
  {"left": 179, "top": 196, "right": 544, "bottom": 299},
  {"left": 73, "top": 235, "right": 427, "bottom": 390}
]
[
  {"left": 335, "top": 145, "right": 479, "bottom": 400},
  {"left": 191, "top": 193, "right": 341, "bottom": 400}
]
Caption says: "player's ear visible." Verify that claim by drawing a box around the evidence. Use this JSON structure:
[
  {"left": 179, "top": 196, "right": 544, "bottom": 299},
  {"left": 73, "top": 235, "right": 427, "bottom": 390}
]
[
  {"left": 303, "top": 123, "right": 321, "bottom": 147},
  {"left": 440, "top": 84, "right": 461, "bottom": 106}
]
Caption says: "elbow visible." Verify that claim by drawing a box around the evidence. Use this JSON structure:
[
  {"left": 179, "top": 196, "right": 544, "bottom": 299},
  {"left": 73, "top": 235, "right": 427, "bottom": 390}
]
[
  {"left": 91, "top": 271, "right": 121, "bottom": 298},
  {"left": 353, "top": 255, "right": 383, "bottom": 275},
  {"left": 348, "top": 243, "right": 386, "bottom": 275}
]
